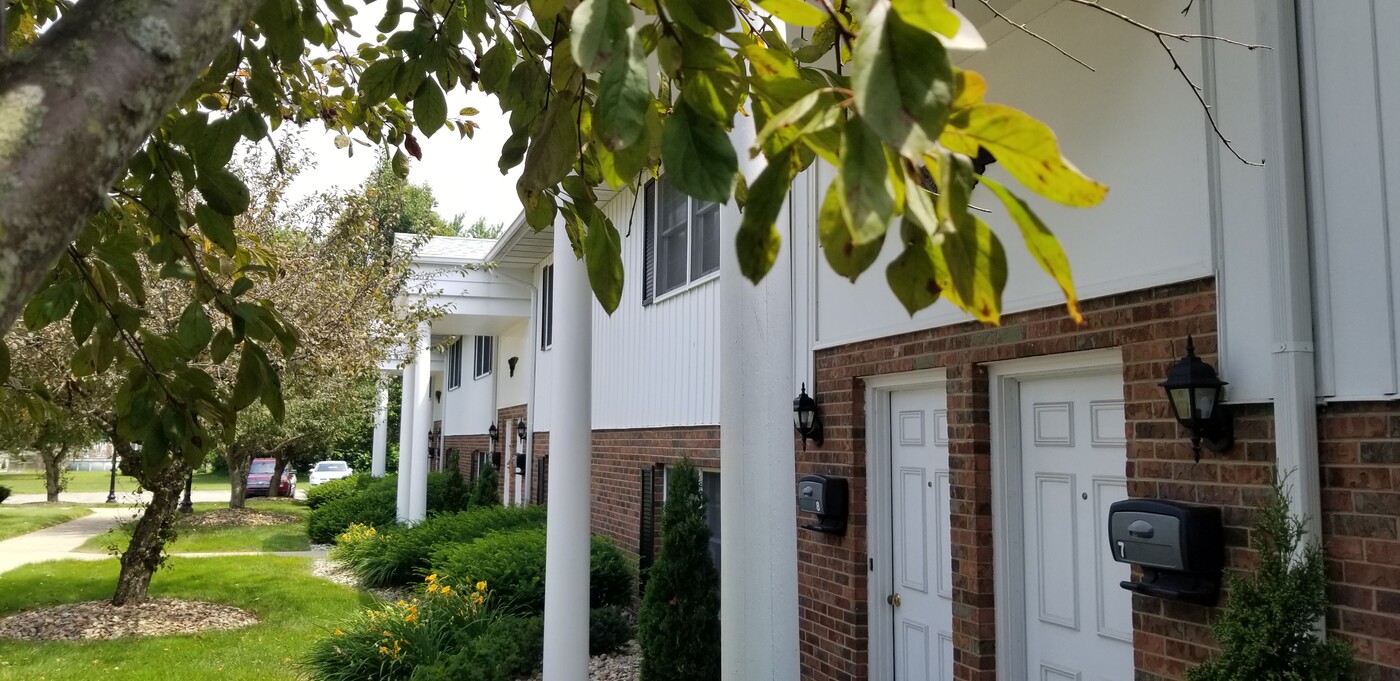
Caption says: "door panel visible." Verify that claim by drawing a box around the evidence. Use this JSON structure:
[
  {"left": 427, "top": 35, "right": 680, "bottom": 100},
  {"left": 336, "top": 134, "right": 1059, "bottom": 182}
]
[
  {"left": 1018, "top": 371, "right": 1132, "bottom": 681},
  {"left": 889, "top": 387, "right": 953, "bottom": 681}
]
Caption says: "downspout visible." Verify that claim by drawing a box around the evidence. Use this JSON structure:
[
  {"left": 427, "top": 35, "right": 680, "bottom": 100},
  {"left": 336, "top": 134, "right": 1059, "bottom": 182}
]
[
  {"left": 495, "top": 268, "right": 540, "bottom": 506},
  {"left": 1261, "top": 0, "right": 1323, "bottom": 551}
]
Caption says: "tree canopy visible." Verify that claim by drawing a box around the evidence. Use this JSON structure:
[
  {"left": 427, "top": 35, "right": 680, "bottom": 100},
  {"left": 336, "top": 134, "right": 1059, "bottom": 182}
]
[{"left": 0, "top": 0, "right": 1254, "bottom": 483}]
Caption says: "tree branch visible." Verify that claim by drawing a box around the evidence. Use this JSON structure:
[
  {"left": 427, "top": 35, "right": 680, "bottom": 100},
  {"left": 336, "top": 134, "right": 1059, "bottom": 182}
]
[
  {"left": 0, "top": 0, "right": 265, "bottom": 334},
  {"left": 976, "top": 0, "right": 1094, "bottom": 72}
]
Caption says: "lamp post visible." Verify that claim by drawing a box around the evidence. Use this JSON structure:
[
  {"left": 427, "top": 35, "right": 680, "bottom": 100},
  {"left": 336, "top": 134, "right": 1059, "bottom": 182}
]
[
  {"left": 1160, "top": 337, "right": 1233, "bottom": 461},
  {"left": 179, "top": 470, "right": 194, "bottom": 513},
  {"left": 105, "top": 446, "right": 119, "bottom": 504}
]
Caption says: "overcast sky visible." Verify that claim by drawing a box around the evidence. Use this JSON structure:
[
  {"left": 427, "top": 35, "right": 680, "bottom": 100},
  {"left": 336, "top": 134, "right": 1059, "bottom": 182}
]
[{"left": 283, "top": 70, "right": 523, "bottom": 231}]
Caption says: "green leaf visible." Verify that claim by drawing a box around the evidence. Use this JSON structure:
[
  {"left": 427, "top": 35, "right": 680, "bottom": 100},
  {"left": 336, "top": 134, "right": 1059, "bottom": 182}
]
[
  {"left": 519, "top": 96, "right": 581, "bottom": 192},
  {"left": 598, "top": 118, "right": 652, "bottom": 189},
  {"left": 595, "top": 32, "right": 649, "bottom": 150},
  {"left": 890, "top": 0, "right": 960, "bottom": 37},
  {"left": 359, "top": 58, "right": 402, "bottom": 104},
  {"left": 936, "top": 152, "right": 1007, "bottom": 322},
  {"left": 980, "top": 175, "right": 1081, "bottom": 323},
  {"left": 529, "top": 0, "right": 566, "bottom": 22},
  {"left": 850, "top": 2, "right": 954, "bottom": 157},
  {"left": 377, "top": 0, "right": 403, "bottom": 33},
  {"left": 661, "top": 101, "right": 737, "bottom": 204},
  {"left": 839, "top": 119, "right": 897, "bottom": 245},
  {"left": 392, "top": 148, "right": 411, "bottom": 179},
  {"left": 819, "top": 178, "right": 882, "bottom": 281},
  {"left": 71, "top": 298, "right": 98, "bottom": 345},
  {"left": 230, "top": 277, "right": 255, "bottom": 299},
  {"left": 22, "top": 282, "right": 78, "bottom": 331},
  {"left": 177, "top": 303, "right": 214, "bottom": 355},
  {"left": 660, "top": 0, "right": 733, "bottom": 34},
  {"left": 196, "top": 166, "right": 251, "bottom": 216},
  {"left": 521, "top": 188, "right": 558, "bottom": 230},
  {"left": 195, "top": 204, "right": 237, "bottom": 255},
  {"left": 211, "top": 329, "right": 235, "bottom": 364},
  {"left": 414, "top": 77, "right": 448, "bottom": 137},
  {"left": 232, "top": 342, "right": 270, "bottom": 410},
  {"left": 736, "top": 150, "right": 795, "bottom": 283},
  {"left": 479, "top": 43, "right": 515, "bottom": 94},
  {"left": 679, "top": 31, "right": 743, "bottom": 123},
  {"left": 755, "top": 0, "right": 826, "bottom": 27},
  {"left": 571, "top": 0, "right": 632, "bottom": 71},
  {"left": 942, "top": 103, "right": 1108, "bottom": 207},
  {"left": 885, "top": 218, "right": 943, "bottom": 315},
  {"left": 581, "top": 204, "right": 624, "bottom": 314}
]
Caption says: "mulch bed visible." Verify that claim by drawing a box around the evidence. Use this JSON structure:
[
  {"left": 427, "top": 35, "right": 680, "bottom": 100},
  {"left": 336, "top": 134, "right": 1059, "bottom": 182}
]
[
  {"left": 0, "top": 598, "right": 258, "bottom": 641},
  {"left": 180, "top": 508, "right": 299, "bottom": 528}
]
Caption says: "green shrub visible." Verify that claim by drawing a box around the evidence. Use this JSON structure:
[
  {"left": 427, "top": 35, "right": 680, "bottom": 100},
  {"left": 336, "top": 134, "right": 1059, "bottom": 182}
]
[
  {"left": 469, "top": 460, "right": 499, "bottom": 508},
  {"left": 328, "top": 523, "right": 390, "bottom": 569},
  {"left": 354, "top": 506, "right": 547, "bottom": 588},
  {"left": 306, "top": 474, "right": 369, "bottom": 510},
  {"left": 302, "top": 578, "right": 492, "bottom": 681},
  {"left": 0, "top": 485, "right": 10, "bottom": 504},
  {"left": 638, "top": 461, "right": 719, "bottom": 681},
  {"left": 421, "top": 614, "right": 545, "bottom": 681},
  {"left": 1187, "top": 474, "right": 1355, "bottom": 681},
  {"left": 308, "top": 480, "right": 397, "bottom": 544},
  {"left": 431, "top": 528, "right": 634, "bottom": 616},
  {"left": 440, "top": 456, "right": 470, "bottom": 514},
  {"left": 589, "top": 605, "right": 632, "bottom": 656}
]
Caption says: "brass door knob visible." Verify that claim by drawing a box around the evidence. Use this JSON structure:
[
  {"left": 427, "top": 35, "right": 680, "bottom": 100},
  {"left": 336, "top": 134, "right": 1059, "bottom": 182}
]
[{"left": 887, "top": 593, "right": 901, "bottom": 607}]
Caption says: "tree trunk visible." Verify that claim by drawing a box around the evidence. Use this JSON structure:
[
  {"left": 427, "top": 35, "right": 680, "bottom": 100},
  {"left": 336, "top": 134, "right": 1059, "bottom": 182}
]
[
  {"left": 42, "top": 447, "right": 66, "bottom": 503},
  {"left": 267, "top": 456, "right": 288, "bottom": 499},
  {"left": 112, "top": 463, "right": 185, "bottom": 606},
  {"left": 0, "top": 0, "right": 265, "bottom": 333},
  {"left": 227, "top": 453, "right": 250, "bottom": 509}
]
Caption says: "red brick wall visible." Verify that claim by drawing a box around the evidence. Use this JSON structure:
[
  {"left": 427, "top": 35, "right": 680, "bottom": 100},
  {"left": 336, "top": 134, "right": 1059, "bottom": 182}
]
[
  {"left": 810, "top": 279, "right": 1219, "bottom": 681},
  {"left": 497, "top": 404, "right": 528, "bottom": 501},
  {"left": 807, "top": 275, "right": 1400, "bottom": 681},
  {"left": 444, "top": 434, "right": 490, "bottom": 481},
  {"left": 530, "top": 431, "right": 550, "bottom": 506},
  {"left": 590, "top": 426, "right": 720, "bottom": 563}
]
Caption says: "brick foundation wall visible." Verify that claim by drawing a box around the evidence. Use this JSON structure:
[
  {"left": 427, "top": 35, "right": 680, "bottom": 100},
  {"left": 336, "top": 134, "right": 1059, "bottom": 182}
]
[
  {"left": 590, "top": 426, "right": 720, "bottom": 564},
  {"left": 807, "top": 275, "right": 1400, "bottom": 681},
  {"left": 445, "top": 434, "right": 491, "bottom": 481}
]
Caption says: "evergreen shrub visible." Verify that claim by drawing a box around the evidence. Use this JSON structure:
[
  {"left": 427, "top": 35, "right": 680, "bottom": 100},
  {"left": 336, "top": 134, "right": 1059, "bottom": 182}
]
[
  {"left": 353, "top": 505, "right": 547, "bottom": 587},
  {"left": 1187, "top": 474, "right": 1356, "bottom": 681},
  {"left": 430, "top": 528, "right": 634, "bottom": 615},
  {"left": 469, "top": 460, "right": 499, "bottom": 508},
  {"left": 637, "top": 460, "right": 720, "bottom": 681},
  {"left": 306, "top": 474, "right": 365, "bottom": 510}
]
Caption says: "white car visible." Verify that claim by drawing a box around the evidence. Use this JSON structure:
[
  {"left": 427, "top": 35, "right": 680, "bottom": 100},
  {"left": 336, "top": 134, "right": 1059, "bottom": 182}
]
[{"left": 308, "top": 460, "right": 354, "bottom": 487}]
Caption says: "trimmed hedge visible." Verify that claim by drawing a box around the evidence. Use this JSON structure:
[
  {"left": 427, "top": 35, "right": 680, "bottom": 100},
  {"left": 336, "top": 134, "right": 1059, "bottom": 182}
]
[
  {"left": 305, "top": 475, "right": 366, "bottom": 510},
  {"left": 415, "top": 607, "right": 631, "bottom": 681},
  {"left": 430, "top": 528, "right": 634, "bottom": 616},
  {"left": 353, "top": 506, "right": 548, "bottom": 588},
  {"left": 307, "top": 472, "right": 466, "bottom": 544}
]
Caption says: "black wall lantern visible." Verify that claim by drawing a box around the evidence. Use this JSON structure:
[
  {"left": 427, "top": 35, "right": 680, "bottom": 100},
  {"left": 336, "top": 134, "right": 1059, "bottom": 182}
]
[
  {"left": 1160, "top": 337, "right": 1233, "bottom": 462},
  {"left": 794, "top": 383, "right": 824, "bottom": 448},
  {"left": 516, "top": 419, "right": 528, "bottom": 442},
  {"left": 508, "top": 357, "right": 519, "bottom": 377},
  {"left": 488, "top": 423, "right": 499, "bottom": 450}
]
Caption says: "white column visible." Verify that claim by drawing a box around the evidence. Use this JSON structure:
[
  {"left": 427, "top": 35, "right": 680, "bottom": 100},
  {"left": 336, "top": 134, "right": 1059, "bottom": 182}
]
[
  {"left": 408, "top": 322, "right": 433, "bottom": 524},
  {"left": 396, "top": 370, "right": 415, "bottom": 523},
  {"left": 371, "top": 382, "right": 389, "bottom": 477},
  {"left": 719, "top": 116, "right": 800, "bottom": 681},
  {"left": 542, "top": 220, "right": 592, "bottom": 681}
]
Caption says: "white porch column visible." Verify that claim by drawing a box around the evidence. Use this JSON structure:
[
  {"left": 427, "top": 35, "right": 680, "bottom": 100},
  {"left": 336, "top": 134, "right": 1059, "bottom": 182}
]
[
  {"left": 408, "top": 321, "right": 432, "bottom": 524},
  {"left": 542, "top": 222, "right": 592, "bottom": 681},
  {"left": 371, "top": 382, "right": 389, "bottom": 477},
  {"left": 396, "top": 370, "right": 416, "bottom": 523},
  {"left": 719, "top": 117, "right": 800, "bottom": 680}
]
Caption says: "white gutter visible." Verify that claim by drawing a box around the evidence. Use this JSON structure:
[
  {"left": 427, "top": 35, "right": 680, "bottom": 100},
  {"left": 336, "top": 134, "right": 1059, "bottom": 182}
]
[{"left": 1261, "top": 0, "right": 1322, "bottom": 551}]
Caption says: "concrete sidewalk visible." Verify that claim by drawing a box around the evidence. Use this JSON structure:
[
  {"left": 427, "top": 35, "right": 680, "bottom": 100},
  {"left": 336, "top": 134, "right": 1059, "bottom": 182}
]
[
  {"left": 3, "top": 490, "right": 233, "bottom": 505},
  {"left": 0, "top": 508, "right": 131, "bottom": 575}
]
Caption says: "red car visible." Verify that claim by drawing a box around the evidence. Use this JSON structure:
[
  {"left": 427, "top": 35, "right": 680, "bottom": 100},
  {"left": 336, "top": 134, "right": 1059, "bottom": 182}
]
[{"left": 246, "top": 458, "right": 296, "bottom": 497}]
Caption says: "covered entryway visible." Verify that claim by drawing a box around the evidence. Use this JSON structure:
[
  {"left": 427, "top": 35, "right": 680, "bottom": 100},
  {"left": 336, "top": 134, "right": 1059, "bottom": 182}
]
[
  {"left": 992, "top": 352, "right": 1133, "bottom": 681},
  {"left": 868, "top": 372, "right": 954, "bottom": 681}
]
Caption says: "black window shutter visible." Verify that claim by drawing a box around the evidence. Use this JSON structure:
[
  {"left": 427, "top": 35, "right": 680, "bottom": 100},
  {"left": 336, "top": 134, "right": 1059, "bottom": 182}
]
[
  {"left": 642, "top": 180, "right": 656, "bottom": 306},
  {"left": 538, "top": 456, "right": 549, "bottom": 507},
  {"left": 638, "top": 465, "right": 656, "bottom": 595}
]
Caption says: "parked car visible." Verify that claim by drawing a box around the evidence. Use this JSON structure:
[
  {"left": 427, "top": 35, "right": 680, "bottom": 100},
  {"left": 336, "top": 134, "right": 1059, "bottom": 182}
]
[
  {"left": 246, "top": 458, "right": 295, "bottom": 497},
  {"left": 309, "top": 460, "right": 354, "bottom": 487}
]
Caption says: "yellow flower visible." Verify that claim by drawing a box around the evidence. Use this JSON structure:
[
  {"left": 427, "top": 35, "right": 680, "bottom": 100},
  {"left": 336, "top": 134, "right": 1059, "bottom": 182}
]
[
  {"left": 382, "top": 630, "right": 392, "bottom": 637},
  {"left": 378, "top": 646, "right": 389, "bottom": 655},
  {"left": 405, "top": 614, "right": 416, "bottom": 623},
  {"left": 426, "top": 583, "right": 439, "bottom": 593},
  {"left": 334, "top": 629, "right": 344, "bottom": 636},
  {"left": 475, "top": 581, "right": 487, "bottom": 592},
  {"left": 440, "top": 585, "right": 451, "bottom": 595},
  {"left": 425, "top": 574, "right": 437, "bottom": 582}
]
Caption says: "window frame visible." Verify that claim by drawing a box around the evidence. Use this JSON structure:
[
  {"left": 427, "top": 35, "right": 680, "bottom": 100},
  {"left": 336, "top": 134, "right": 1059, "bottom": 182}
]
[
  {"left": 645, "top": 177, "right": 721, "bottom": 305},
  {"left": 473, "top": 335, "right": 493, "bottom": 379},
  {"left": 540, "top": 262, "right": 554, "bottom": 351},
  {"left": 447, "top": 338, "right": 463, "bottom": 390}
]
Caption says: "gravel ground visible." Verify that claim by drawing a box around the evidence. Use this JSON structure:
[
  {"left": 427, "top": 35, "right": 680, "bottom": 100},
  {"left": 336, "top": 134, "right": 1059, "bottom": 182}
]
[
  {"left": 0, "top": 598, "right": 257, "bottom": 641},
  {"left": 311, "top": 556, "right": 409, "bottom": 603},
  {"left": 520, "top": 641, "right": 641, "bottom": 681}
]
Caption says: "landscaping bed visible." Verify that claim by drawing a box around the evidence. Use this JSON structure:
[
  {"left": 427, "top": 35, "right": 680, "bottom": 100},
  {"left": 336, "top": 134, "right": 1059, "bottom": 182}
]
[{"left": 0, "top": 598, "right": 257, "bottom": 641}]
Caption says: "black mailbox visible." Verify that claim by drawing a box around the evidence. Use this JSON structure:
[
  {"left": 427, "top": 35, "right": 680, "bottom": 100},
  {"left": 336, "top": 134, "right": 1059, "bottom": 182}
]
[
  {"left": 1108, "top": 498, "right": 1223, "bottom": 605},
  {"left": 797, "top": 475, "right": 847, "bottom": 535},
  {"left": 513, "top": 453, "right": 526, "bottom": 476}
]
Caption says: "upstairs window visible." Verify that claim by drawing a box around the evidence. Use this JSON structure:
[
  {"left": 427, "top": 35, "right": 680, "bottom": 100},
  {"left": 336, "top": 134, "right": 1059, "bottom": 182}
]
[
  {"left": 643, "top": 177, "right": 720, "bottom": 305},
  {"left": 540, "top": 263, "right": 554, "bottom": 350},
  {"left": 447, "top": 338, "right": 463, "bottom": 389},
  {"left": 473, "top": 336, "right": 493, "bottom": 379}
]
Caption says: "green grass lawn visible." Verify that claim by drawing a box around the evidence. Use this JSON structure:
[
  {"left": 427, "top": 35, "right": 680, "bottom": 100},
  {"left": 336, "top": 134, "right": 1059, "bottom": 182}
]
[
  {"left": 0, "top": 556, "right": 368, "bottom": 681},
  {"left": 0, "top": 471, "right": 230, "bottom": 496},
  {"left": 77, "top": 500, "right": 312, "bottom": 555},
  {"left": 0, "top": 505, "right": 94, "bottom": 542}
]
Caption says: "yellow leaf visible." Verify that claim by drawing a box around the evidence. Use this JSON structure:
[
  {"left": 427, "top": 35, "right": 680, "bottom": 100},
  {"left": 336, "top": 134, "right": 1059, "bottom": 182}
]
[
  {"left": 942, "top": 103, "right": 1108, "bottom": 207},
  {"left": 755, "top": 0, "right": 827, "bottom": 27}
]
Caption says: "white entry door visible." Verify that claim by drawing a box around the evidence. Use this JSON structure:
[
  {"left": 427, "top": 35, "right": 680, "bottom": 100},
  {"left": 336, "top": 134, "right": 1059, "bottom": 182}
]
[
  {"left": 1017, "top": 371, "right": 1133, "bottom": 681},
  {"left": 889, "top": 387, "right": 954, "bottom": 680}
]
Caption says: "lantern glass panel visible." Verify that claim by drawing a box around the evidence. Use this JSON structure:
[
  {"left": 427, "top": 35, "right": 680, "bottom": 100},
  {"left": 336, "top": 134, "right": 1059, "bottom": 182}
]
[
  {"left": 1193, "top": 386, "right": 1218, "bottom": 420},
  {"left": 1168, "top": 387, "right": 1192, "bottom": 422}
]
